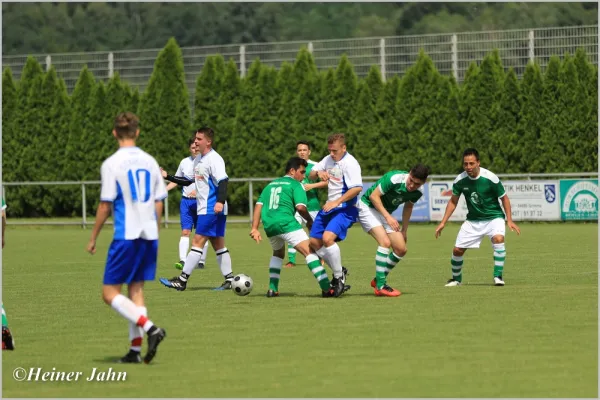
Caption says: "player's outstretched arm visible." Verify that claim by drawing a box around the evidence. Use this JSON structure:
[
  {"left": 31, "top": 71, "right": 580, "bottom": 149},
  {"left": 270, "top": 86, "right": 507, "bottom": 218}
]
[
  {"left": 87, "top": 201, "right": 112, "bottom": 254},
  {"left": 303, "top": 181, "right": 328, "bottom": 191},
  {"left": 323, "top": 187, "right": 362, "bottom": 212},
  {"left": 501, "top": 194, "right": 521, "bottom": 235},
  {"left": 435, "top": 194, "right": 460, "bottom": 238},
  {"left": 249, "top": 203, "right": 263, "bottom": 243},
  {"left": 164, "top": 174, "right": 194, "bottom": 187},
  {"left": 369, "top": 187, "right": 400, "bottom": 232}
]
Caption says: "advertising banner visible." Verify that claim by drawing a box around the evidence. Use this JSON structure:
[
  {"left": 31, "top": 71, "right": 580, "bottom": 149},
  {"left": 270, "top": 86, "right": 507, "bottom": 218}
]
[
  {"left": 428, "top": 181, "right": 469, "bottom": 221},
  {"left": 502, "top": 181, "right": 560, "bottom": 220},
  {"left": 359, "top": 182, "right": 430, "bottom": 222},
  {"left": 559, "top": 179, "right": 598, "bottom": 221}
]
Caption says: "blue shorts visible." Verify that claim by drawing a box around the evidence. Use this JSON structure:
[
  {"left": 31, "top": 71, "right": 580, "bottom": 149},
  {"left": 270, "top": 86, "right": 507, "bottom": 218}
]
[
  {"left": 180, "top": 197, "right": 197, "bottom": 230},
  {"left": 103, "top": 239, "right": 158, "bottom": 285},
  {"left": 195, "top": 213, "right": 227, "bottom": 237},
  {"left": 309, "top": 207, "right": 358, "bottom": 242}
]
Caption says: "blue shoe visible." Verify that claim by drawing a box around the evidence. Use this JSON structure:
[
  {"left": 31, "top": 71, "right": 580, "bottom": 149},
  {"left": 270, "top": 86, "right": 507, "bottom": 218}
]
[
  {"left": 212, "top": 279, "right": 232, "bottom": 291},
  {"left": 160, "top": 276, "right": 187, "bottom": 291}
]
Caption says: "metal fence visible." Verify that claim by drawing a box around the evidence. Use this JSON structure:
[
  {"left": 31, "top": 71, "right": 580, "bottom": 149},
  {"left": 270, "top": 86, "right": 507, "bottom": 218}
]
[
  {"left": 3, "top": 25, "right": 598, "bottom": 110},
  {"left": 3, "top": 172, "right": 598, "bottom": 227}
]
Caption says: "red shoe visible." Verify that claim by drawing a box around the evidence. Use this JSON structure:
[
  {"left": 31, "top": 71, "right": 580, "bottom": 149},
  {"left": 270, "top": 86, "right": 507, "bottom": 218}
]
[
  {"left": 370, "top": 278, "right": 377, "bottom": 289},
  {"left": 374, "top": 284, "right": 401, "bottom": 297},
  {"left": 285, "top": 262, "right": 295, "bottom": 268}
]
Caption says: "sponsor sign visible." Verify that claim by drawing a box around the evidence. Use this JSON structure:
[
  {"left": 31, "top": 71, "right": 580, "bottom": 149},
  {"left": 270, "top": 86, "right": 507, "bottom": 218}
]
[{"left": 559, "top": 179, "right": 598, "bottom": 221}]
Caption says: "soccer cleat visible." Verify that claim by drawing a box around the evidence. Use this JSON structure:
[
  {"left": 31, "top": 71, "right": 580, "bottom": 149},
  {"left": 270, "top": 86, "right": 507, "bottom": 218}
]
[
  {"left": 445, "top": 279, "right": 462, "bottom": 287},
  {"left": 285, "top": 262, "right": 295, "bottom": 268},
  {"left": 159, "top": 276, "right": 187, "bottom": 291},
  {"left": 266, "top": 290, "right": 279, "bottom": 298},
  {"left": 143, "top": 327, "right": 166, "bottom": 364},
  {"left": 374, "top": 284, "right": 401, "bottom": 297},
  {"left": 213, "top": 279, "right": 232, "bottom": 291},
  {"left": 118, "top": 350, "right": 141, "bottom": 363},
  {"left": 196, "top": 262, "right": 205, "bottom": 270},
  {"left": 322, "top": 288, "right": 335, "bottom": 298},
  {"left": 2, "top": 326, "right": 14, "bottom": 350},
  {"left": 174, "top": 260, "right": 185, "bottom": 270},
  {"left": 494, "top": 276, "right": 505, "bottom": 286},
  {"left": 331, "top": 277, "right": 346, "bottom": 297},
  {"left": 341, "top": 266, "right": 349, "bottom": 285}
]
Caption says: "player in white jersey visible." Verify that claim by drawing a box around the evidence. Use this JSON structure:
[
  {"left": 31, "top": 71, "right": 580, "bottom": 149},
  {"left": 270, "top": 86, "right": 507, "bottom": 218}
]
[
  {"left": 160, "top": 127, "right": 235, "bottom": 291},
  {"left": 308, "top": 133, "right": 363, "bottom": 297},
  {"left": 86, "top": 112, "right": 167, "bottom": 364},
  {"left": 2, "top": 194, "right": 15, "bottom": 350},
  {"left": 161, "top": 138, "right": 209, "bottom": 270}
]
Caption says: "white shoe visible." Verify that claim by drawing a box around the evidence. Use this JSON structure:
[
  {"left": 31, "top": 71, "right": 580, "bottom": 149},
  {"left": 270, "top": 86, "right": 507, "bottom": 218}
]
[
  {"left": 195, "top": 262, "right": 205, "bottom": 270},
  {"left": 445, "top": 279, "right": 462, "bottom": 287},
  {"left": 494, "top": 276, "right": 505, "bottom": 286}
]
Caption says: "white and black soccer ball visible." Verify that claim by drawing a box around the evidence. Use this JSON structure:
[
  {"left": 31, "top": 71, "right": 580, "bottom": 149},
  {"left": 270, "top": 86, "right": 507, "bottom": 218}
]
[{"left": 231, "top": 274, "right": 253, "bottom": 296}]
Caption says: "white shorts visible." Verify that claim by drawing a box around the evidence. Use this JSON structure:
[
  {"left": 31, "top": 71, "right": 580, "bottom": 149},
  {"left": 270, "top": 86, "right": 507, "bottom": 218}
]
[
  {"left": 268, "top": 229, "right": 309, "bottom": 251},
  {"left": 294, "top": 210, "right": 319, "bottom": 226},
  {"left": 356, "top": 200, "right": 396, "bottom": 234},
  {"left": 455, "top": 218, "right": 506, "bottom": 249}
]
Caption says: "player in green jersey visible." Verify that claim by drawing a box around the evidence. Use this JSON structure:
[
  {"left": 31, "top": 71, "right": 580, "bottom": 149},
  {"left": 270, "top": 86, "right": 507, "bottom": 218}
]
[
  {"left": 435, "top": 148, "right": 521, "bottom": 286},
  {"left": 285, "top": 141, "right": 328, "bottom": 268},
  {"left": 357, "top": 164, "right": 431, "bottom": 297},
  {"left": 250, "top": 157, "right": 336, "bottom": 298},
  {"left": 2, "top": 194, "right": 15, "bottom": 350}
]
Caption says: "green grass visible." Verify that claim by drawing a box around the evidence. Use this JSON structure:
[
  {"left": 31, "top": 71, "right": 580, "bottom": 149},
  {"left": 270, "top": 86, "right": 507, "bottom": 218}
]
[{"left": 2, "top": 223, "right": 597, "bottom": 397}]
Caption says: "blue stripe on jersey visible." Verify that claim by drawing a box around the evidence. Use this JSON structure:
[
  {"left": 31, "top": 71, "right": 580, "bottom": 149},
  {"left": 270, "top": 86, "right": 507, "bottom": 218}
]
[
  {"left": 114, "top": 182, "right": 126, "bottom": 239},
  {"left": 207, "top": 177, "right": 217, "bottom": 214},
  {"left": 340, "top": 178, "right": 358, "bottom": 208}
]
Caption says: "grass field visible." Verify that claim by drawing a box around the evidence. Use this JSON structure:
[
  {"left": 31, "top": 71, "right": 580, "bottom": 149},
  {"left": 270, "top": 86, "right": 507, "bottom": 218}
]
[{"left": 2, "top": 222, "right": 597, "bottom": 398}]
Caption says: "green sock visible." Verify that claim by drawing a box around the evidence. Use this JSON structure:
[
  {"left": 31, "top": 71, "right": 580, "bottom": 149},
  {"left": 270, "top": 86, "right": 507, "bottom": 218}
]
[
  {"left": 287, "top": 245, "right": 296, "bottom": 264},
  {"left": 493, "top": 243, "right": 506, "bottom": 278},
  {"left": 269, "top": 256, "right": 283, "bottom": 292},
  {"left": 385, "top": 251, "right": 402, "bottom": 287},
  {"left": 306, "top": 254, "right": 330, "bottom": 291},
  {"left": 2, "top": 304, "right": 8, "bottom": 327},
  {"left": 375, "top": 246, "right": 391, "bottom": 289},
  {"left": 451, "top": 255, "right": 464, "bottom": 282}
]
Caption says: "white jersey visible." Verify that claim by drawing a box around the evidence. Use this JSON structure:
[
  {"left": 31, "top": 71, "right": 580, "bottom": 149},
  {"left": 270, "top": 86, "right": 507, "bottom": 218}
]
[
  {"left": 313, "top": 152, "right": 363, "bottom": 210},
  {"left": 193, "top": 149, "right": 229, "bottom": 215},
  {"left": 175, "top": 155, "right": 196, "bottom": 197},
  {"left": 100, "top": 147, "right": 168, "bottom": 240}
]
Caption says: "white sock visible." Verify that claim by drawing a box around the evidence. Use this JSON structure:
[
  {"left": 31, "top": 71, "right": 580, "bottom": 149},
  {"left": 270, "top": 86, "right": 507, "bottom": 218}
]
[
  {"left": 182, "top": 247, "right": 203, "bottom": 275},
  {"left": 129, "top": 306, "right": 146, "bottom": 352},
  {"left": 269, "top": 256, "right": 283, "bottom": 280},
  {"left": 323, "top": 243, "right": 343, "bottom": 279},
  {"left": 216, "top": 248, "right": 233, "bottom": 278},
  {"left": 111, "top": 294, "right": 145, "bottom": 325},
  {"left": 178, "top": 237, "right": 190, "bottom": 261},
  {"left": 315, "top": 247, "right": 328, "bottom": 264},
  {"left": 199, "top": 242, "right": 209, "bottom": 264}
]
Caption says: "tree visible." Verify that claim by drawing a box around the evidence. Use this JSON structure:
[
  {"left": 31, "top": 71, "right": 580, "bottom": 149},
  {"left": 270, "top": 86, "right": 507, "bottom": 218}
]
[
  {"left": 375, "top": 75, "right": 401, "bottom": 173},
  {"left": 331, "top": 55, "right": 358, "bottom": 133},
  {"left": 517, "top": 62, "right": 544, "bottom": 172},
  {"left": 429, "top": 75, "right": 462, "bottom": 174},
  {"left": 290, "top": 48, "right": 319, "bottom": 152},
  {"left": 194, "top": 56, "right": 221, "bottom": 129},
  {"left": 350, "top": 80, "right": 378, "bottom": 173},
  {"left": 2, "top": 68, "right": 19, "bottom": 213},
  {"left": 534, "top": 56, "right": 562, "bottom": 172},
  {"left": 307, "top": 68, "right": 336, "bottom": 158}
]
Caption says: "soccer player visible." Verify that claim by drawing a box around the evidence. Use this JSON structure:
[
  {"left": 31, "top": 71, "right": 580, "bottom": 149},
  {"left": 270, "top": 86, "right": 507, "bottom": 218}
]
[
  {"left": 86, "top": 112, "right": 167, "bottom": 364},
  {"left": 161, "top": 138, "right": 209, "bottom": 270},
  {"left": 357, "top": 164, "right": 431, "bottom": 297},
  {"left": 2, "top": 195, "right": 15, "bottom": 351},
  {"left": 250, "top": 157, "right": 336, "bottom": 298},
  {"left": 435, "top": 148, "right": 521, "bottom": 286},
  {"left": 285, "top": 140, "right": 328, "bottom": 268},
  {"left": 160, "top": 127, "right": 234, "bottom": 291},
  {"left": 308, "top": 133, "right": 362, "bottom": 297}
]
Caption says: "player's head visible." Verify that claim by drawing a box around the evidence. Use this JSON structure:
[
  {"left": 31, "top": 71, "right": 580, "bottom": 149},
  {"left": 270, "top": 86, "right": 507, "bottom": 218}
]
[
  {"left": 195, "top": 127, "right": 215, "bottom": 155},
  {"left": 296, "top": 141, "right": 312, "bottom": 160},
  {"left": 113, "top": 112, "right": 140, "bottom": 141},
  {"left": 188, "top": 137, "right": 197, "bottom": 156},
  {"left": 285, "top": 157, "right": 308, "bottom": 182},
  {"left": 327, "top": 133, "right": 347, "bottom": 162},
  {"left": 407, "top": 163, "right": 431, "bottom": 191},
  {"left": 462, "top": 148, "right": 480, "bottom": 177}
]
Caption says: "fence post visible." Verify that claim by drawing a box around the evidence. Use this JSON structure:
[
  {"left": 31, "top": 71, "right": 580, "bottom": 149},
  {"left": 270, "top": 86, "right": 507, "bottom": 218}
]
[
  {"left": 81, "top": 183, "right": 87, "bottom": 229},
  {"left": 451, "top": 34, "right": 458, "bottom": 81},
  {"left": 528, "top": 30, "right": 535, "bottom": 63},
  {"left": 45, "top": 55, "right": 51, "bottom": 72},
  {"left": 379, "top": 38, "right": 386, "bottom": 82},
  {"left": 164, "top": 196, "right": 169, "bottom": 228},
  {"left": 308, "top": 41, "right": 313, "bottom": 54},
  {"left": 240, "top": 45, "right": 246, "bottom": 78},
  {"left": 108, "top": 52, "right": 114, "bottom": 78},
  {"left": 248, "top": 181, "right": 254, "bottom": 226}
]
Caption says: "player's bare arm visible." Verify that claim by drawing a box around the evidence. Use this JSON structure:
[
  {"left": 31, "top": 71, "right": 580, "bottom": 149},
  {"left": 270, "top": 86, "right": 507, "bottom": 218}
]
[
  {"left": 296, "top": 204, "right": 313, "bottom": 231},
  {"left": 369, "top": 186, "right": 400, "bottom": 232},
  {"left": 323, "top": 187, "right": 362, "bottom": 213},
  {"left": 303, "top": 181, "right": 328, "bottom": 191},
  {"left": 314, "top": 170, "right": 330, "bottom": 182},
  {"left": 155, "top": 200, "right": 163, "bottom": 232},
  {"left": 87, "top": 201, "right": 112, "bottom": 255},
  {"left": 435, "top": 194, "right": 460, "bottom": 238},
  {"left": 501, "top": 194, "right": 521, "bottom": 235},
  {"left": 401, "top": 202, "right": 414, "bottom": 241},
  {"left": 249, "top": 203, "right": 263, "bottom": 243}
]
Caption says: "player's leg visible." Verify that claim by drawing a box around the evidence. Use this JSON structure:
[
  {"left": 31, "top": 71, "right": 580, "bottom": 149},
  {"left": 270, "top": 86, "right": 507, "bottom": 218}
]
[
  {"left": 266, "top": 236, "right": 286, "bottom": 297},
  {"left": 293, "top": 236, "right": 333, "bottom": 296},
  {"left": 208, "top": 213, "right": 234, "bottom": 290},
  {"left": 487, "top": 218, "right": 507, "bottom": 286},
  {"left": 376, "top": 231, "right": 407, "bottom": 296},
  {"left": 120, "top": 282, "right": 146, "bottom": 363},
  {"left": 446, "top": 221, "right": 484, "bottom": 286},
  {"left": 175, "top": 198, "right": 194, "bottom": 269},
  {"left": 2, "top": 303, "right": 14, "bottom": 350},
  {"left": 286, "top": 212, "right": 304, "bottom": 268}
]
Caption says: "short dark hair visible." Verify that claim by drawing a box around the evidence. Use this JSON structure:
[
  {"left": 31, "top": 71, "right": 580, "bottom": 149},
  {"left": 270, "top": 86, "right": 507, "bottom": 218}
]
[
  {"left": 188, "top": 137, "right": 196, "bottom": 147},
  {"left": 327, "top": 133, "right": 346, "bottom": 145},
  {"left": 463, "top": 148, "right": 480, "bottom": 161},
  {"left": 285, "top": 157, "right": 308, "bottom": 174},
  {"left": 410, "top": 163, "right": 431, "bottom": 181},
  {"left": 113, "top": 112, "right": 139, "bottom": 139},
  {"left": 296, "top": 140, "right": 311, "bottom": 150},
  {"left": 196, "top": 126, "right": 215, "bottom": 142}
]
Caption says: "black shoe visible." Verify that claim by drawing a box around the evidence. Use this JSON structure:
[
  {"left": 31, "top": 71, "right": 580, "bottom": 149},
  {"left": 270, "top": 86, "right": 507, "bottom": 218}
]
[
  {"left": 331, "top": 277, "right": 346, "bottom": 297},
  {"left": 266, "top": 289, "right": 279, "bottom": 298},
  {"left": 342, "top": 266, "right": 349, "bottom": 285},
  {"left": 322, "top": 288, "right": 335, "bottom": 298},
  {"left": 213, "top": 279, "right": 232, "bottom": 291},
  {"left": 2, "top": 326, "right": 14, "bottom": 350},
  {"left": 144, "top": 327, "right": 166, "bottom": 364},
  {"left": 159, "top": 276, "right": 187, "bottom": 291},
  {"left": 119, "top": 350, "right": 141, "bottom": 363}
]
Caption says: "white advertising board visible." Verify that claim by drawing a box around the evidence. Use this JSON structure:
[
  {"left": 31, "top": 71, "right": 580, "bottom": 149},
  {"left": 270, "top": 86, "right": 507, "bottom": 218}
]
[
  {"left": 429, "top": 181, "right": 469, "bottom": 221},
  {"left": 502, "top": 180, "right": 560, "bottom": 221}
]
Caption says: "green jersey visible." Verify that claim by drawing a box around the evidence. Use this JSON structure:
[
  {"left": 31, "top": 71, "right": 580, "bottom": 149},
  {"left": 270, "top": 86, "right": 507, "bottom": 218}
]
[
  {"left": 361, "top": 170, "right": 423, "bottom": 213},
  {"left": 303, "top": 160, "right": 321, "bottom": 212},
  {"left": 1, "top": 196, "right": 5, "bottom": 211},
  {"left": 452, "top": 168, "right": 506, "bottom": 221},
  {"left": 257, "top": 175, "right": 308, "bottom": 237}
]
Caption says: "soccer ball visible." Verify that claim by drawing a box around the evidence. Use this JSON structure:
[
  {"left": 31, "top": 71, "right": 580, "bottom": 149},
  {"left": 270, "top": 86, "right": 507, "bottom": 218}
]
[{"left": 231, "top": 274, "right": 253, "bottom": 296}]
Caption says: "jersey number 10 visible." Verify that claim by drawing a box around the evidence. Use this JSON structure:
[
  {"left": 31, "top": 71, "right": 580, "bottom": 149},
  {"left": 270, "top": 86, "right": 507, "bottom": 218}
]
[
  {"left": 128, "top": 169, "right": 151, "bottom": 203},
  {"left": 269, "top": 187, "right": 282, "bottom": 209}
]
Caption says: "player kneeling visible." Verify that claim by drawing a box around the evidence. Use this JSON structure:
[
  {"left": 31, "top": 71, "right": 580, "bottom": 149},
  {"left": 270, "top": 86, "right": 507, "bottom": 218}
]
[{"left": 249, "top": 157, "right": 337, "bottom": 298}]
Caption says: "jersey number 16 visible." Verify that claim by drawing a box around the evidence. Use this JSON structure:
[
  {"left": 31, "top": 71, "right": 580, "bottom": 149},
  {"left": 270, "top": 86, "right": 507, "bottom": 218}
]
[{"left": 269, "top": 187, "right": 282, "bottom": 209}]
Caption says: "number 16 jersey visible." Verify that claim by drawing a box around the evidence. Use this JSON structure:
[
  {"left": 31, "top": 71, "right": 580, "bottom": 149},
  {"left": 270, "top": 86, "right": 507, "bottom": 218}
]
[{"left": 256, "top": 176, "right": 308, "bottom": 237}]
